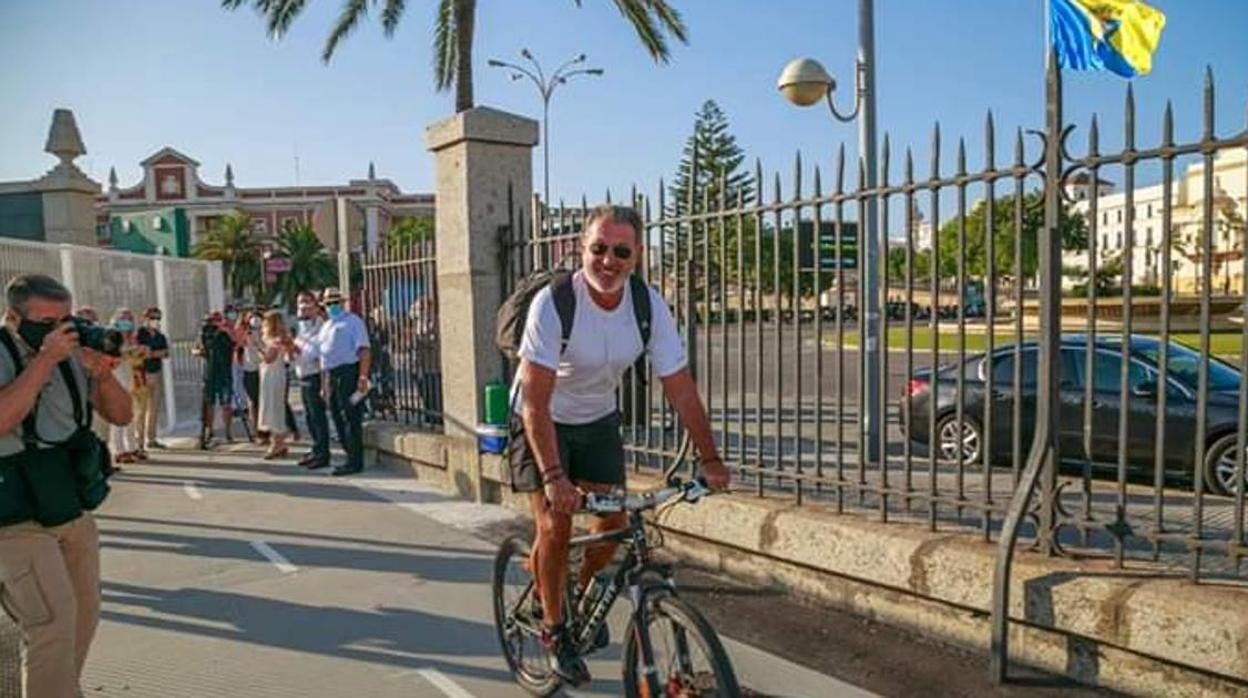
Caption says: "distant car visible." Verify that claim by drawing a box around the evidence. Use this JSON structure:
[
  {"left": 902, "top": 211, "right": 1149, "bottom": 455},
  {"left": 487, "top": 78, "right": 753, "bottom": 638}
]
[{"left": 900, "top": 334, "right": 1246, "bottom": 495}]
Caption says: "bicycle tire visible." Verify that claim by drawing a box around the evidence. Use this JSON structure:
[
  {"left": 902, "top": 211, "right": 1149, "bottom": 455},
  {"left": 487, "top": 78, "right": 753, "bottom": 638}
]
[
  {"left": 492, "top": 535, "right": 562, "bottom": 697},
  {"left": 622, "top": 592, "right": 741, "bottom": 698}
]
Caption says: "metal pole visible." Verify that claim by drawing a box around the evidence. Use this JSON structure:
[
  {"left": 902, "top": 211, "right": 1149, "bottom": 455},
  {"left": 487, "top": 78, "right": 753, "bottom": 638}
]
[
  {"left": 543, "top": 96, "right": 551, "bottom": 208},
  {"left": 859, "top": 0, "right": 881, "bottom": 463}
]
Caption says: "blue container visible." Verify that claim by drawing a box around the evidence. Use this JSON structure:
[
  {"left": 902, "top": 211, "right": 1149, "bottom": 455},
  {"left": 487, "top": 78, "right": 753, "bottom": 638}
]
[{"left": 477, "top": 423, "right": 509, "bottom": 454}]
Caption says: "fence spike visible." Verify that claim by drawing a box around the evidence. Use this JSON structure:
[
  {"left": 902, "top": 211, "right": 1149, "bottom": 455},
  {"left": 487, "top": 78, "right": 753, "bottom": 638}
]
[
  {"left": 719, "top": 167, "right": 729, "bottom": 211},
  {"left": 1089, "top": 114, "right": 1100, "bottom": 154},
  {"left": 813, "top": 165, "right": 823, "bottom": 198},
  {"left": 905, "top": 147, "right": 914, "bottom": 185},
  {"left": 793, "top": 150, "right": 803, "bottom": 200},
  {"left": 930, "top": 122, "right": 942, "bottom": 178},
  {"left": 1162, "top": 101, "right": 1174, "bottom": 146},
  {"left": 1125, "top": 82, "right": 1136, "bottom": 149},
  {"left": 957, "top": 137, "right": 967, "bottom": 176},
  {"left": 755, "top": 158, "right": 765, "bottom": 205},
  {"left": 773, "top": 170, "right": 782, "bottom": 205},
  {"left": 1202, "top": 65, "right": 1215, "bottom": 139},
  {"left": 605, "top": 188, "right": 612, "bottom": 204},
  {"left": 835, "top": 143, "right": 845, "bottom": 195},
  {"left": 857, "top": 155, "right": 866, "bottom": 191},
  {"left": 1013, "top": 127, "right": 1024, "bottom": 167},
  {"left": 985, "top": 111, "right": 996, "bottom": 169},
  {"left": 881, "top": 134, "right": 891, "bottom": 186}
]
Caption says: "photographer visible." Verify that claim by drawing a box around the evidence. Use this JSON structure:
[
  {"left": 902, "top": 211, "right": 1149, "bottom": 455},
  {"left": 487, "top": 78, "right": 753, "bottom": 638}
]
[
  {"left": 0, "top": 274, "right": 132, "bottom": 698},
  {"left": 194, "top": 311, "right": 237, "bottom": 448}
]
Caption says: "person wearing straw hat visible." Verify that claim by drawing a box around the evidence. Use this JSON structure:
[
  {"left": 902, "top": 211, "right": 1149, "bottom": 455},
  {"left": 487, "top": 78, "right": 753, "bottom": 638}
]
[{"left": 315, "top": 287, "right": 370, "bottom": 476}]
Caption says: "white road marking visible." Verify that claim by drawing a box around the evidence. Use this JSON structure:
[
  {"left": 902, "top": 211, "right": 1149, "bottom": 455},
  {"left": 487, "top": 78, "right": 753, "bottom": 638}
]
[
  {"left": 416, "top": 668, "right": 475, "bottom": 698},
  {"left": 250, "top": 540, "right": 298, "bottom": 573},
  {"left": 182, "top": 482, "right": 203, "bottom": 500}
]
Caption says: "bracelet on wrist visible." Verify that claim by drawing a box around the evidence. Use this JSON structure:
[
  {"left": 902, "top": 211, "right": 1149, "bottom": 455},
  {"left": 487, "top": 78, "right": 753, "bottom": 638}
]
[{"left": 540, "top": 468, "right": 566, "bottom": 485}]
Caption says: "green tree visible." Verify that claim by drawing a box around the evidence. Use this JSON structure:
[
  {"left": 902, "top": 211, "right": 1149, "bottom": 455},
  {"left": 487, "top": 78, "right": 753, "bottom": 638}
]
[
  {"left": 665, "top": 100, "right": 754, "bottom": 298},
  {"left": 223, "top": 0, "right": 688, "bottom": 113},
  {"left": 276, "top": 223, "right": 338, "bottom": 307},
  {"left": 193, "top": 213, "right": 261, "bottom": 301},
  {"left": 934, "top": 191, "right": 1088, "bottom": 283},
  {"left": 386, "top": 215, "right": 435, "bottom": 250}
]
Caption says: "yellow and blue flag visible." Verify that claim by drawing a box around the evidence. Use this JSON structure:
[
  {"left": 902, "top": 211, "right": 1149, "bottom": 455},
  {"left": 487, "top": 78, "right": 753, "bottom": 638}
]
[{"left": 1050, "top": 0, "right": 1166, "bottom": 77}]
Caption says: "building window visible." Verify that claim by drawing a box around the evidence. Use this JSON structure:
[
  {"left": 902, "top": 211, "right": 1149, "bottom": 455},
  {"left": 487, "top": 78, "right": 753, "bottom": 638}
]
[
  {"left": 1147, "top": 203, "right": 1153, "bottom": 218},
  {"left": 1146, "top": 227, "right": 1153, "bottom": 246},
  {"left": 1116, "top": 232, "right": 1122, "bottom": 248},
  {"left": 1117, "top": 210, "right": 1123, "bottom": 224},
  {"left": 1102, "top": 211, "right": 1108, "bottom": 226},
  {"left": 1101, "top": 234, "right": 1108, "bottom": 250}
]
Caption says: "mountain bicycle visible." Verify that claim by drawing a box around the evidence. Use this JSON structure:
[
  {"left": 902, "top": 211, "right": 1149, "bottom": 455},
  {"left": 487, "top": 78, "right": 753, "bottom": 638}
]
[{"left": 492, "top": 476, "right": 740, "bottom": 697}]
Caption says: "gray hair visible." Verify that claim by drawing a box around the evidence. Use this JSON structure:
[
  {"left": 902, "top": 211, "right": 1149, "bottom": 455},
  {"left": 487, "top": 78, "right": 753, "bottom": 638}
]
[
  {"left": 584, "top": 205, "right": 644, "bottom": 244},
  {"left": 5, "top": 274, "right": 71, "bottom": 314}
]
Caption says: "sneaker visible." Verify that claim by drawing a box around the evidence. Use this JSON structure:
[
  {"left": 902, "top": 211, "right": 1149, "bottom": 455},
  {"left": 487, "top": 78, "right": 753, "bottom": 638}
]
[{"left": 540, "top": 624, "right": 590, "bottom": 686}]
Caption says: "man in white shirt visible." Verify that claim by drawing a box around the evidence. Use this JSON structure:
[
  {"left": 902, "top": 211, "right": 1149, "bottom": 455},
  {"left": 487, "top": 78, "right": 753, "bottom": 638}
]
[
  {"left": 316, "top": 287, "right": 371, "bottom": 476},
  {"left": 293, "top": 291, "right": 330, "bottom": 469},
  {"left": 510, "top": 205, "right": 730, "bottom": 684}
]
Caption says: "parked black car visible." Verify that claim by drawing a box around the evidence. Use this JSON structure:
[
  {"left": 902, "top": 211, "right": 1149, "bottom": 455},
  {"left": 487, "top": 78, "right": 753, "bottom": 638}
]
[{"left": 900, "top": 334, "right": 1247, "bottom": 495}]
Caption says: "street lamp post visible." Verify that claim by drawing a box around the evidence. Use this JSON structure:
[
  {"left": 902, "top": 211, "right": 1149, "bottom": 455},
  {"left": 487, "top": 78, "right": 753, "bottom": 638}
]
[
  {"left": 488, "top": 50, "right": 603, "bottom": 207},
  {"left": 777, "top": 0, "right": 881, "bottom": 462}
]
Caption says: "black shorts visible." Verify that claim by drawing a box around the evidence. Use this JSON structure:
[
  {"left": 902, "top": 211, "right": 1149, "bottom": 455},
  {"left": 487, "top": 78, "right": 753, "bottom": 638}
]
[
  {"left": 202, "top": 373, "right": 233, "bottom": 407},
  {"left": 508, "top": 411, "right": 625, "bottom": 493}
]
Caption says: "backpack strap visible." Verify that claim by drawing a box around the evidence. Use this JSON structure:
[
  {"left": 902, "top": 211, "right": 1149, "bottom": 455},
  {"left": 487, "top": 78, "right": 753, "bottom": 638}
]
[
  {"left": 629, "top": 275, "right": 652, "bottom": 348},
  {"left": 0, "top": 330, "right": 41, "bottom": 449},
  {"left": 550, "top": 271, "right": 576, "bottom": 355}
]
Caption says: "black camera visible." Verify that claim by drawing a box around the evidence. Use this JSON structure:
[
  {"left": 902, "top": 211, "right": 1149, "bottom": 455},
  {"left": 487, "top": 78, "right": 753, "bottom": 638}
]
[{"left": 70, "top": 317, "right": 124, "bottom": 357}]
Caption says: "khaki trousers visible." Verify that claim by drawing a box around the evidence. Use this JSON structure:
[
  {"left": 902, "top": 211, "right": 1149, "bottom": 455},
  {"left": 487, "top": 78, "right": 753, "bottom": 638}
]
[{"left": 0, "top": 513, "right": 100, "bottom": 698}]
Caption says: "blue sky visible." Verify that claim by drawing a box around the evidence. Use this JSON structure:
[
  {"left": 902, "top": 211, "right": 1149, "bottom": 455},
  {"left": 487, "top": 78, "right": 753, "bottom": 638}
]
[{"left": 2, "top": 0, "right": 1246, "bottom": 211}]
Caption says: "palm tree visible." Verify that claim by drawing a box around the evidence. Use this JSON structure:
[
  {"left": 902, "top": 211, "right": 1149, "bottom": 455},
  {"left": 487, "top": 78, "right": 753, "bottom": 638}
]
[
  {"left": 276, "top": 223, "right": 339, "bottom": 306},
  {"left": 193, "top": 213, "right": 261, "bottom": 301},
  {"left": 386, "top": 215, "right": 435, "bottom": 250},
  {"left": 222, "top": 0, "right": 688, "bottom": 113}
]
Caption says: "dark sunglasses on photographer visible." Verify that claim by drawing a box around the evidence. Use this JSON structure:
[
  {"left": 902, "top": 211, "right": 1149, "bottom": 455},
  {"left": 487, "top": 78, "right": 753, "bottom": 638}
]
[{"left": 587, "top": 241, "right": 634, "bottom": 260}]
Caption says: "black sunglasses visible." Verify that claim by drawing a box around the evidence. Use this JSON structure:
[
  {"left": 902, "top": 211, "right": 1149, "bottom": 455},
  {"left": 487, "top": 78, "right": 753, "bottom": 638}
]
[{"left": 587, "top": 241, "right": 634, "bottom": 261}]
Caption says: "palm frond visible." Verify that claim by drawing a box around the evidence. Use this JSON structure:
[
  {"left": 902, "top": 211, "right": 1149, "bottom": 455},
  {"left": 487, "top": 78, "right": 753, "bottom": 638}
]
[
  {"left": 432, "top": 0, "right": 456, "bottom": 91},
  {"left": 323, "top": 0, "right": 371, "bottom": 62},
  {"left": 268, "top": 0, "right": 309, "bottom": 39},
  {"left": 608, "top": 0, "right": 688, "bottom": 63},
  {"left": 382, "top": 0, "right": 405, "bottom": 37}
]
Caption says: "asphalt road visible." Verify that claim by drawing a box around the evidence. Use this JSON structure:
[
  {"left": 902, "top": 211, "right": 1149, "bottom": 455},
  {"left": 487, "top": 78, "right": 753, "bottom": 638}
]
[{"left": 70, "top": 440, "right": 1112, "bottom": 698}]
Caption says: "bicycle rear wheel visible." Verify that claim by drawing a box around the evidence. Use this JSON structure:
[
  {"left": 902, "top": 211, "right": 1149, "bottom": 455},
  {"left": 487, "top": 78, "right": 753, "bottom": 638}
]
[
  {"left": 492, "top": 535, "right": 561, "bottom": 697},
  {"left": 622, "top": 592, "right": 740, "bottom": 697}
]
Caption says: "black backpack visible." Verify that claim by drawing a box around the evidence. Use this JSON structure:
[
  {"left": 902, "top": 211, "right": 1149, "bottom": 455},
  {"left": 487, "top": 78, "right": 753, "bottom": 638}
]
[{"left": 496, "top": 269, "right": 652, "bottom": 365}]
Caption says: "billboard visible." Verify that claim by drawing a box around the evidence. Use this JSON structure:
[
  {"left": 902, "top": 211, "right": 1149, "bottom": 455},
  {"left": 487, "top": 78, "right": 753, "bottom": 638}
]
[{"left": 797, "top": 220, "right": 859, "bottom": 270}]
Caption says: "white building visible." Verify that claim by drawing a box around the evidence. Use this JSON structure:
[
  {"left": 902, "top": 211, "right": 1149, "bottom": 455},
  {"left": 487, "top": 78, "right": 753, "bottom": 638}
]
[{"left": 1063, "top": 149, "right": 1247, "bottom": 295}]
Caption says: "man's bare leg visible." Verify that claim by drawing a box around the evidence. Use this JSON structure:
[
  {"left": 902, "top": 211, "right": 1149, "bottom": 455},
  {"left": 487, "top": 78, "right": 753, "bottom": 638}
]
[{"left": 529, "top": 491, "right": 572, "bottom": 627}]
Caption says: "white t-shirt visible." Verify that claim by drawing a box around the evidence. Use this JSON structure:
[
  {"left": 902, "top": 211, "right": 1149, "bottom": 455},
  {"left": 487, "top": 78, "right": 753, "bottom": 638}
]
[{"left": 513, "top": 271, "right": 686, "bottom": 425}]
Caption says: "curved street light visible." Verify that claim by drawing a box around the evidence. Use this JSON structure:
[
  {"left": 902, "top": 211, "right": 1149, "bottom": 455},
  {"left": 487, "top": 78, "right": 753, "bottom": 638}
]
[{"left": 488, "top": 50, "right": 604, "bottom": 207}]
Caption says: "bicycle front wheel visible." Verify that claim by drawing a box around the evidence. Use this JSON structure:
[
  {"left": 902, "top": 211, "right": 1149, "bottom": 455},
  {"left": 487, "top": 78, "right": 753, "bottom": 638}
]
[
  {"left": 492, "top": 535, "right": 561, "bottom": 697},
  {"left": 622, "top": 592, "right": 740, "bottom": 698}
]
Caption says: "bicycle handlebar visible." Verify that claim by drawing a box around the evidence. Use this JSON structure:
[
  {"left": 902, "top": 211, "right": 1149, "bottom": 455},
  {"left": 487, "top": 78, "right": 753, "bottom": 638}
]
[{"left": 580, "top": 477, "right": 712, "bottom": 514}]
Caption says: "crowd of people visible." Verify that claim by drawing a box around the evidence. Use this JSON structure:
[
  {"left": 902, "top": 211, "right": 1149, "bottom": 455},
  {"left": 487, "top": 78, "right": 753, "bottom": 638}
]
[{"left": 193, "top": 286, "right": 371, "bottom": 476}]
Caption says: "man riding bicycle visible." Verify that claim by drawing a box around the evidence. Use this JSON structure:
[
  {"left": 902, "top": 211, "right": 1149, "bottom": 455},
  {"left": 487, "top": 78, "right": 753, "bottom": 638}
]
[{"left": 509, "top": 204, "right": 730, "bottom": 685}]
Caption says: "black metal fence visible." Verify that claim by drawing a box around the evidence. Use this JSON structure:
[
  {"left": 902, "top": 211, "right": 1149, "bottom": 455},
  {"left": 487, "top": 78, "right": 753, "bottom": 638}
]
[
  {"left": 360, "top": 238, "right": 443, "bottom": 429},
  {"left": 502, "top": 64, "right": 1248, "bottom": 597}
]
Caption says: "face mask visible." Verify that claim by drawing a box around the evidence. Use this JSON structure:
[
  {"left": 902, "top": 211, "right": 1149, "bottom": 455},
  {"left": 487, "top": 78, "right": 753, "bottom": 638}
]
[
  {"left": 326, "top": 305, "right": 344, "bottom": 319},
  {"left": 225, "top": 312, "right": 238, "bottom": 322},
  {"left": 16, "top": 317, "right": 59, "bottom": 349},
  {"left": 298, "top": 318, "right": 314, "bottom": 331},
  {"left": 146, "top": 319, "right": 161, "bottom": 329},
  {"left": 116, "top": 319, "right": 135, "bottom": 332}
]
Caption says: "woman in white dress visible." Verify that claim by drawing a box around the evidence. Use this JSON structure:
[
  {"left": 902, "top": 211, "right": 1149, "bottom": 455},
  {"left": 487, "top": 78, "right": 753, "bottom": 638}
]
[
  {"left": 258, "top": 310, "right": 295, "bottom": 459},
  {"left": 108, "top": 308, "right": 148, "bottom": 464}
]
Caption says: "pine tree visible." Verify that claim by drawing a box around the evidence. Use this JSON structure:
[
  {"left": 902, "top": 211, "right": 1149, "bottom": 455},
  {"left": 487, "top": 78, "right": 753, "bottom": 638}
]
[{"left": 664, "top": 100, "right": 754, "bottom": 296}]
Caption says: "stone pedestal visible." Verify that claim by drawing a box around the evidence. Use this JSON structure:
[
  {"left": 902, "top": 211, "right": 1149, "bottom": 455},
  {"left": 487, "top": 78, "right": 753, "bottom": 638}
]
[{"left": 426, "top": 107, "right": 538, "bottom": 443}]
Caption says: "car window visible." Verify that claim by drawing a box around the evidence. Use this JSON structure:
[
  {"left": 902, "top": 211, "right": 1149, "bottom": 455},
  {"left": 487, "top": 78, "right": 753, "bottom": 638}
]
[
  {"left": 991, "top": 348, "right": 1037, "bottom": 386},
  {"left": 1092, "top": 350, "right": 1153, "bottom": 392}
]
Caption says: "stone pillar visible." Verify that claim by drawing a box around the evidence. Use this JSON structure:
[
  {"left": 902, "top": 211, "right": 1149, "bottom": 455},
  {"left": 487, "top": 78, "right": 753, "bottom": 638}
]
[
  {"left": 426, "top": 107, "right": 537, "bottom": 443},
  {"left": 38, "top": 109, "right": 100, "bottom": 246}
]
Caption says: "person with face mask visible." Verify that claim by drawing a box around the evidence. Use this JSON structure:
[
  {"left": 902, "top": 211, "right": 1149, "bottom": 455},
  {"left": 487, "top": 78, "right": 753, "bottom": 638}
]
[
  {"left": 109, "top": 308, "right": 147, "bottom": 464},
  {"left": 292, "top": 291, "right": 330, "bottom": 469},
  {"left": 134, "top": 307, "right": 169, "bottom": 450},
  {"left": 240, "top": 310, "right": 265, "bottom": 443},
  {"left": 0, "top": 274, "right": 132, "bottom": 698},
  {"left": 316, "top": 287, "right": 371, "bottom": 476}
]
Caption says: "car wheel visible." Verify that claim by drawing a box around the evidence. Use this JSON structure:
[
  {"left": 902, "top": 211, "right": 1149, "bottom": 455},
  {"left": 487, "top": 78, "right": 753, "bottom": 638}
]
[
  {"left": 935, "top": 413, "right": 983, "bottom": 466},
  {"left": 1203, "top": 433, "right": 1247, "bottom": 497}
]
